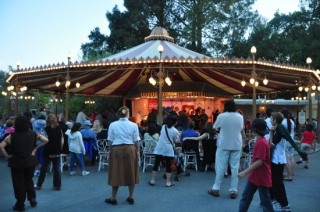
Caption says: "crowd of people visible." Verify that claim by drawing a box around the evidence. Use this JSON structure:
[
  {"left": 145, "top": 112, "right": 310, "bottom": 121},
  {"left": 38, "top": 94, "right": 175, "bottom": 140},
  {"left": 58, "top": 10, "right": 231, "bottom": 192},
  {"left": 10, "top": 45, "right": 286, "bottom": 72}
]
[{"left": 0, "top": 102, "right": 316, "bottom": 212}]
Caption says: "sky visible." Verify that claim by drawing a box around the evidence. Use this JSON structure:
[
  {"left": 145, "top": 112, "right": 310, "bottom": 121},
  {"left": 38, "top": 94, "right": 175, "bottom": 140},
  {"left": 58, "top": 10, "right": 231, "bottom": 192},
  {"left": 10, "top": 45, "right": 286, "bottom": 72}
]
[{"left": 0, "top": 0, "right": 300, "bottom": 72}]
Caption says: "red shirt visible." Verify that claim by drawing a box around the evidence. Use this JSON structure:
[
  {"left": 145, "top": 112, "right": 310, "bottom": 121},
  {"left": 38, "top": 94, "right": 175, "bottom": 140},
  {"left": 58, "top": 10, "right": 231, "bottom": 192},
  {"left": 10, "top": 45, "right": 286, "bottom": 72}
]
[
  {"left": 247, "top": 137, "right": 272, "bottom": 187},
  {"left": 302, "top": 131, "right": 315, "bottom": 145}
]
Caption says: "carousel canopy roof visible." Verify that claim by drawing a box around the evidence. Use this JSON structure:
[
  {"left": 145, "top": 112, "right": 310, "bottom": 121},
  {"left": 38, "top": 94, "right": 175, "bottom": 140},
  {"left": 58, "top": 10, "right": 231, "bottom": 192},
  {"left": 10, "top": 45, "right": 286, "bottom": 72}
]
[{"left": 6, "top": 27, "right": 320, "bottom": 99}]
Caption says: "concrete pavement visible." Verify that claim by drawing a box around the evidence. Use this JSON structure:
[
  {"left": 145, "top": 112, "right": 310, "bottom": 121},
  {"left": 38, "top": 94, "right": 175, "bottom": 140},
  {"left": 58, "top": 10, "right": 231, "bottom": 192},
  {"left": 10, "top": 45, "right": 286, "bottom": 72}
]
[{"left": 0, "top": 149, "right": 320, "bottom": 212}]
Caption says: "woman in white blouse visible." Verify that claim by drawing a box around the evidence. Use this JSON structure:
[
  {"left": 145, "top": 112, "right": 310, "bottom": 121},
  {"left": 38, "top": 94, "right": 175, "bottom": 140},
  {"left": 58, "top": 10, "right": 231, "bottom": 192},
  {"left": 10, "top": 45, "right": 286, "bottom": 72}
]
[
  {"left": 149, "top": 115, "right": 179, "bottom": 187},
  {"left": 106, "top": 106, "right": 140, "bottom": 205}
]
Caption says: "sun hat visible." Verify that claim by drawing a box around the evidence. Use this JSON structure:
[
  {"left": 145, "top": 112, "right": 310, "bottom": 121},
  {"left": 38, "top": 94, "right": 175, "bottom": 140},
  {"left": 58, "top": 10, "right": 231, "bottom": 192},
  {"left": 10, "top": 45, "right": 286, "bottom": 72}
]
[
  {"left": 84, "top": 120, "right": 92, "bottom": 126},
  {"left": 252, "top": 119, "right": 269, "bottom": 135}
]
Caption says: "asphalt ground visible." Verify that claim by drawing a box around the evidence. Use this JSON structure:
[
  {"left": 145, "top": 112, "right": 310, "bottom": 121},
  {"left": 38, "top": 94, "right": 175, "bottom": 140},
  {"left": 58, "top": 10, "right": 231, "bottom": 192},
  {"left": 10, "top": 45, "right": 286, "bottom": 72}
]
[{"left": 0, "top": 147, "right": 319, "bottom": 212}]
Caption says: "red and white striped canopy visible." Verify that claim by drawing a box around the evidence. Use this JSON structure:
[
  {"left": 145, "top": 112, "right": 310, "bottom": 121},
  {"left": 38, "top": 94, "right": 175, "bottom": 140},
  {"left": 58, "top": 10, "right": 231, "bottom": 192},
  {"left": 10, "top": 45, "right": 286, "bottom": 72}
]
[{"left": 7, "top": 27, "right": 319, "bottom": 99}]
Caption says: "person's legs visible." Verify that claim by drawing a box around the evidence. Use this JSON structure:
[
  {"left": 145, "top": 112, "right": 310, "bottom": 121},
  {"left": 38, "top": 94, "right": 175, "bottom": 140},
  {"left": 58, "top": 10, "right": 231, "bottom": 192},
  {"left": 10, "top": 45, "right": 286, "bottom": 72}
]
[
  {"left": 229, "top": 150, "right": 241, "bottom": 193},
  {"left": 69, "top": 152, "right": 75, "bottom": 171},
  {"left": 257, "top": 186, "right": 273, "bottom": 212},
  {"left": 51, "top": 157, "right": 61, "bottom": 188},
  {"left": 11, "top": 168, "right": 26, "bottom": 209},
  {"left": 25, "top": 166, "right": 36, "bottom": 202},
  {"left": 151, "top": 155, "right": 162, "bottom": 184},
  {"left": 128, "top": 185, "right": 135, "bottom": 199},
  {"left": 36, "top": 156, "right": 51, "bottom": 187},
  {"left": 164, "top": 156, "right": 174, "bottom": 186},
  {"left": 76, "top": 153, "right": 85, "bottom": 171},
  {"left": 239, "top": 181, "right": 257, "bottom": 212},
  {"left": 111, "top": 186, "right": 119, "bottom": 200},
  {"left": 212, "top": 148, "right": 229, "bottom": 191},
  {"left": 270, "top": 163, "right": 289, "bottom": 207}
]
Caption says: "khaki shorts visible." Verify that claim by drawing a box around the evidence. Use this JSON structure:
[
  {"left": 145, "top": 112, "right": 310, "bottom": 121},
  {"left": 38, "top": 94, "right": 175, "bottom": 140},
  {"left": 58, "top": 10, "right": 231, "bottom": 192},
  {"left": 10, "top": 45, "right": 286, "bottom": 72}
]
[
  {"left": 285, "top": 141, "right": 294, "bottom": 158},
  {"left": 301, "top": 143, "right": 312, "bottom": 155}
]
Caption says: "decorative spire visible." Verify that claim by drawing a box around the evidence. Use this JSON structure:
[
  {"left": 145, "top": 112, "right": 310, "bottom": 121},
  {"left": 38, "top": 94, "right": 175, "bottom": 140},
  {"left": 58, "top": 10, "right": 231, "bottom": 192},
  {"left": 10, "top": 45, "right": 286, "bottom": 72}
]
[{"left": 144, "top": 27, "right": 174, "bottom": 43}]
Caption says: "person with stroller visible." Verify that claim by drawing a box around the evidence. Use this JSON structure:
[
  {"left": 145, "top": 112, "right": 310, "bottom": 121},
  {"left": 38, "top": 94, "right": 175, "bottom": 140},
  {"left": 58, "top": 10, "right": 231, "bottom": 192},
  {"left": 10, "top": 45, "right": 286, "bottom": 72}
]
[{"left": 149, "top": 115, "right": 180, "bottom": 187}]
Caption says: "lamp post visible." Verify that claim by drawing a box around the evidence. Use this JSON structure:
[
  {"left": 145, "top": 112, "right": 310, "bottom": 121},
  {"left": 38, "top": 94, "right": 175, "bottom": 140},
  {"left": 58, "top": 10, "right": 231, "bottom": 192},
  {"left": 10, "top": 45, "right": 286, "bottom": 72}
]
[
  {"left": 15, "top": 61, "right": 21, "bottom": 117},
  {"left": 306, "top": 57, "right": 312, "bottom": 124},
  {"left": 85, "top": 97, "right": 95, "bottom": 115},
  {"left": 251, "top": 46, "right": 257, "bottom": 119},
  {"left": 158, "top": 44, "right": 164, "bottom": 125},
  {"left": 65, "top": 52, "right": 71, "bottom": 122}
]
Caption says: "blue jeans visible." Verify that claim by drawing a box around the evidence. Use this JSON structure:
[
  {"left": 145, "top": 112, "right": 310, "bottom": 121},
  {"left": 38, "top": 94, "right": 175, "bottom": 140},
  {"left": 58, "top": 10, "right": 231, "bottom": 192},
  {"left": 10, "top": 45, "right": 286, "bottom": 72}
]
[
  {"left": 239, "top": 181, "right": 273, "bottom": 212},
  {"left": 69, "top": 152, "right": 85, "bottom": 170}
]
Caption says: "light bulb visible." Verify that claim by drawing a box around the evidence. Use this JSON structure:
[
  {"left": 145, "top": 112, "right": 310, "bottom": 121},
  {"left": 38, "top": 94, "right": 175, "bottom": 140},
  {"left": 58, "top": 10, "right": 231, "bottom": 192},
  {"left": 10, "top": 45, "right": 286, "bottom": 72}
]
[
  {"left": 263, "top": 78, "right": 268, "bottom": 85},
  {"left": 255, "top": 81, "right": 259, "bottom": 87},
  {"left": 56, "top": 80, "right": 60, "bottom": 87},
  {"left": 249, "top": 77, "right": 255, "bottom": 84},
  {"left": 304, "top": 87, "right": 309, "bottom": 92},
  {"left": 76, "top": 82, "right": 80, "bottom": 88},
  {"left": 241, "top": 79, "right": 246, "bottom": 87}
]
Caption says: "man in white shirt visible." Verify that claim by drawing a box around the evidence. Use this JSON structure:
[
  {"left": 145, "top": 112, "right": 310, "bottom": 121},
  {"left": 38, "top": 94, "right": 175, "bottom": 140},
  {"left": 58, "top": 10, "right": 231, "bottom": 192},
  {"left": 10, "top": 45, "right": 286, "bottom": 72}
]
[
  {"left": 264, "top": 108, "right": 274, "bottom": 141},
  {"left": 208, "top": 100, "right": 244, "bottom": 199},
  {"left": 76, "top": 107, "right": 88, "bottom": 127}
]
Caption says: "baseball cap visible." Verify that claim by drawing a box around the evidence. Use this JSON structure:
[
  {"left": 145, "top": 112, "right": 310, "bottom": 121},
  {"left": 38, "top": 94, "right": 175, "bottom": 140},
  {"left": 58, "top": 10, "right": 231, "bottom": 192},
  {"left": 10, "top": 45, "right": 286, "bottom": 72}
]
[
  {"left": 84, "top": 120, "right": 92, "bottom": 126},
  {"left": 252, "top": 119, "right": 269, "bottom": 135}
]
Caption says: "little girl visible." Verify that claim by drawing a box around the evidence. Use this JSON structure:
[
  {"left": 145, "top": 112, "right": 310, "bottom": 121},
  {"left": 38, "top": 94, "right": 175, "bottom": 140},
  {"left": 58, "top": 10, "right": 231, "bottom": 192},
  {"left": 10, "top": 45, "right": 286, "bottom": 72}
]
[
  {"left": 296, "top": 123, "right": 316, "bottom": 169},
  {"left": 66, "top": 123, "right": 90, "bottom": 176}
]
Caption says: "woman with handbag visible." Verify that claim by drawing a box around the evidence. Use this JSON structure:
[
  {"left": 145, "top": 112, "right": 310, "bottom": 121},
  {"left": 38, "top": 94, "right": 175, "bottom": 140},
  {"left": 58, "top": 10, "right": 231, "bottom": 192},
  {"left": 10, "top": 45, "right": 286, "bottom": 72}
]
[{"left": 149, "top": 115, "right": 180, "bottom": 187}]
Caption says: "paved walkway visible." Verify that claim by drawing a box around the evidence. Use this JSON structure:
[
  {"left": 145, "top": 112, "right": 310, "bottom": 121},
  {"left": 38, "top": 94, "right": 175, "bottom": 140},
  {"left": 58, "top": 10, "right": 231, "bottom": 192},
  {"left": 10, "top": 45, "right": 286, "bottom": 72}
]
[{"left": 0, "top": 148, "right": 320, "bottom": 212}]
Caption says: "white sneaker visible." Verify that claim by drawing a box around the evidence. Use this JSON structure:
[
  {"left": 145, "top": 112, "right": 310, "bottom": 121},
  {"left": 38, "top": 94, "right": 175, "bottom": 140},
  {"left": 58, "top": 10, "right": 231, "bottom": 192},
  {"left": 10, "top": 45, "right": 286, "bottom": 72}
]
[
  {"left": 34, "top": 170, "right": 40, "bottom": 177},
  {"left": 69, "top": 171, "right": 76, "bottom": 176},
  {"left": 274, "top": 203, "right": 291, "bottom": 212},
  {"left": 82, "top": 171, "right": 90, "bottom": 176}
]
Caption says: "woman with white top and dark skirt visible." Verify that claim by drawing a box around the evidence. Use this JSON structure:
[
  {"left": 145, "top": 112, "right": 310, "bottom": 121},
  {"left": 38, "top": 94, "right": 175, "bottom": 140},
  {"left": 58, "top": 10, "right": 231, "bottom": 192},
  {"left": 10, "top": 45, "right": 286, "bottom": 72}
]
[
  {"left": 105, "top": 106, "right": 140, "bottom": 206},
  {"left": 149, "top": 115, "right": 180, "bottom": 187}
]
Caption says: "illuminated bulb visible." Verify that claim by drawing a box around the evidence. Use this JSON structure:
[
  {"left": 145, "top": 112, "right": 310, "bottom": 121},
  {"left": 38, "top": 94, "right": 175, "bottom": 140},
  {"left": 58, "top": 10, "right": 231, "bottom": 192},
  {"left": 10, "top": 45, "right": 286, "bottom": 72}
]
[
  {"left": 291, "top": 97, "right": 294, "bottom": 100},
  {"left": 303, "top": 97, "right": 307, "bottom": 100},
  {"left": 165, "top": 76, "right": 170, "bottom": 84},
  {"left": 249, "top": 77, "right": 255, "bottom": 84},
  {"left": 167, "top": 80, "right": 172, "bottom": 86},
  {"left": 76, "top": 82, "right": 80, "bottom": 88},
  {"left": 304, "top": 87, "right": 309, "bottom": 92},
  {"left": 56, "top": 80, "right": 60, "bottom": 87},
  {"left": 317, "top": 86, "right": 320, "bottom": 91},
  {"left": 255, "top": 81, "right": 259, "bottom": 87},
  {"left": 312, "top": 84, "right": 316, "bottom": 90},
  {"left": 263, "top": 78, "right": 268, "bottom": 85},
  {"left": 66, "top": 80, "right": 71, "bottom": 87},
  {"left": 241, "top": 79, "right": 246, "bottom": 87},
  {"left": 298, "top": 86, "right": 303, "bottom": 92},
  {"left": 149, "top": 76, "right": 154, "bottom": 84}
]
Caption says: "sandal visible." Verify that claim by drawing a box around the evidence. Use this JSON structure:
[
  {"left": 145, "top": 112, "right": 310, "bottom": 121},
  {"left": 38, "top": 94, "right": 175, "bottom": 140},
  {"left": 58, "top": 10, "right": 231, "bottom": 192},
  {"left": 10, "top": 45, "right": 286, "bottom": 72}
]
[
  {"left": 166, "top": 182, "right": 175, "bottom": 187},
  {"left": 283, "top": 177, "right": 292, "bottom": 181},
  {"left": 208, "top": 189, "right": 219, "bottom": 197}
]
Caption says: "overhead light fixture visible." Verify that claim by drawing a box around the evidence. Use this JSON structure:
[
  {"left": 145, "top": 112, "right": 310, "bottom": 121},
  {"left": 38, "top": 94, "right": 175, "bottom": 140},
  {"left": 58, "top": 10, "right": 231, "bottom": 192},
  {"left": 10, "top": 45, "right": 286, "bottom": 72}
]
[
  {"left": 255, "top": 81, "right": 259, "bottom": 87},
  {"left": 56, "top": 79, "right": 60, "bottom": 87},
  {"left": 241, "top": 77, "right": 246, "bottom": 87},
  {"left": 298, "top": 86, "right": 303, "bottom": 92},
  {"left": 312, "top": 84, "right": 316, "bottom": 90},
  {"left": 304, "top": 87, "right": 309, "bottom": 92},
  {"left": 76, "top": 81, "right": 80, "bottom": 88},
  {"left": 249, "top": 77, "right": 255, "bottom": 84}
]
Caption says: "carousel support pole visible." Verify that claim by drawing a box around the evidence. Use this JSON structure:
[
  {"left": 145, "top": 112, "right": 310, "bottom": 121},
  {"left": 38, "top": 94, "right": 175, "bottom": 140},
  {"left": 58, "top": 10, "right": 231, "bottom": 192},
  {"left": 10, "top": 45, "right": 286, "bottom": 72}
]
[
  {"left": 65, "top": 52, "right": 71, "bottom": 122},
  {"left": 15, "top": 86, "right": 19, "bottom": 117},
  {"left": 251, "top": 46, "right": 257, "bottom": 120}
]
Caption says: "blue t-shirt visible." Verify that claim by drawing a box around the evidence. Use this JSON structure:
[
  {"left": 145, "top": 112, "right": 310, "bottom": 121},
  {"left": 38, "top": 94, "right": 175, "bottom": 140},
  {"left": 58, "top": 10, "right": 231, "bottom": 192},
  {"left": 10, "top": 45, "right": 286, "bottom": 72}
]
[{"left": 180, "top": 129, "right": 199, "bottom": 142}]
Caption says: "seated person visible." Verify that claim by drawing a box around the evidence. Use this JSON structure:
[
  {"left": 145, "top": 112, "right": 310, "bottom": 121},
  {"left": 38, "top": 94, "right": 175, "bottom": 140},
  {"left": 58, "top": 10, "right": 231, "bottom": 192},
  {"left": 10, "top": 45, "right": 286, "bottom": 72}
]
[
  {"left": 143, "top": 123, "right": 159, "bottom": 141},
  {"left": 183, "top": 122, "right": 217, "bottom": 170},
  {"left": 80, "top": 120, "right": 98, "bottom": 165},
  {"left": 180, "top": 121, "right": 199, "bottom": 144}
]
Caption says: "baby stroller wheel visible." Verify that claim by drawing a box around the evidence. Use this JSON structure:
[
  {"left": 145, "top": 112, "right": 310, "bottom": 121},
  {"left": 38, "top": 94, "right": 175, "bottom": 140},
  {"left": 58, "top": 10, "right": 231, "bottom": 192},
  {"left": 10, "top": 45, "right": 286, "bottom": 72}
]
[{"left": 185, "top": 171, "right": 190, "bottom": 176}]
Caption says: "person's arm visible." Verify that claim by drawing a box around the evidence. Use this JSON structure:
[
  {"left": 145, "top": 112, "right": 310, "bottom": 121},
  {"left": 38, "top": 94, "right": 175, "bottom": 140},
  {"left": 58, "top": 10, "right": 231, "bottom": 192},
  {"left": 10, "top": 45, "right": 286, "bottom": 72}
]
[
  {"left": 0, "top": 137, "right": 12, "bottom": 159},
  {"left": 237, "top": 159, "right": 263, "bottom": 179},
  {"left": 182, "top": 133, "right": 207, "bottom": 141},
  {"left": 79, "top": 134, "right": 86, "bottom": 155},
  {"left": 32, "top": 133, "right": 49, "bottom": 156},
  {"left": 60, "top": 130, "right": 64, "bottom": 149}
]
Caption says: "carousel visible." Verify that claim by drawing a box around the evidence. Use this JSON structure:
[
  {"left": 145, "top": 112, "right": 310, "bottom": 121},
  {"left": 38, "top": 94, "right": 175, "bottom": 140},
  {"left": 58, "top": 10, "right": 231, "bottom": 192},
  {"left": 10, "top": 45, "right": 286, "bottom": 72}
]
[{"left": 5, "top": 27, "right": 320, "bottom": 125}]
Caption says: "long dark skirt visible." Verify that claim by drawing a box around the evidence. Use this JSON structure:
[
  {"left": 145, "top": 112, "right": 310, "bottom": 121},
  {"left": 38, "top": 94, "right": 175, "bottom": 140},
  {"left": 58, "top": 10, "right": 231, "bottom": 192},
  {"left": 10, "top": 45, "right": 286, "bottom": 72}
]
[
  {"left": 108, "top": 145, "right": 139, "bottom": 186},
  {"left": 202, "top": 139, "right": 217, "bottom": 165}
]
